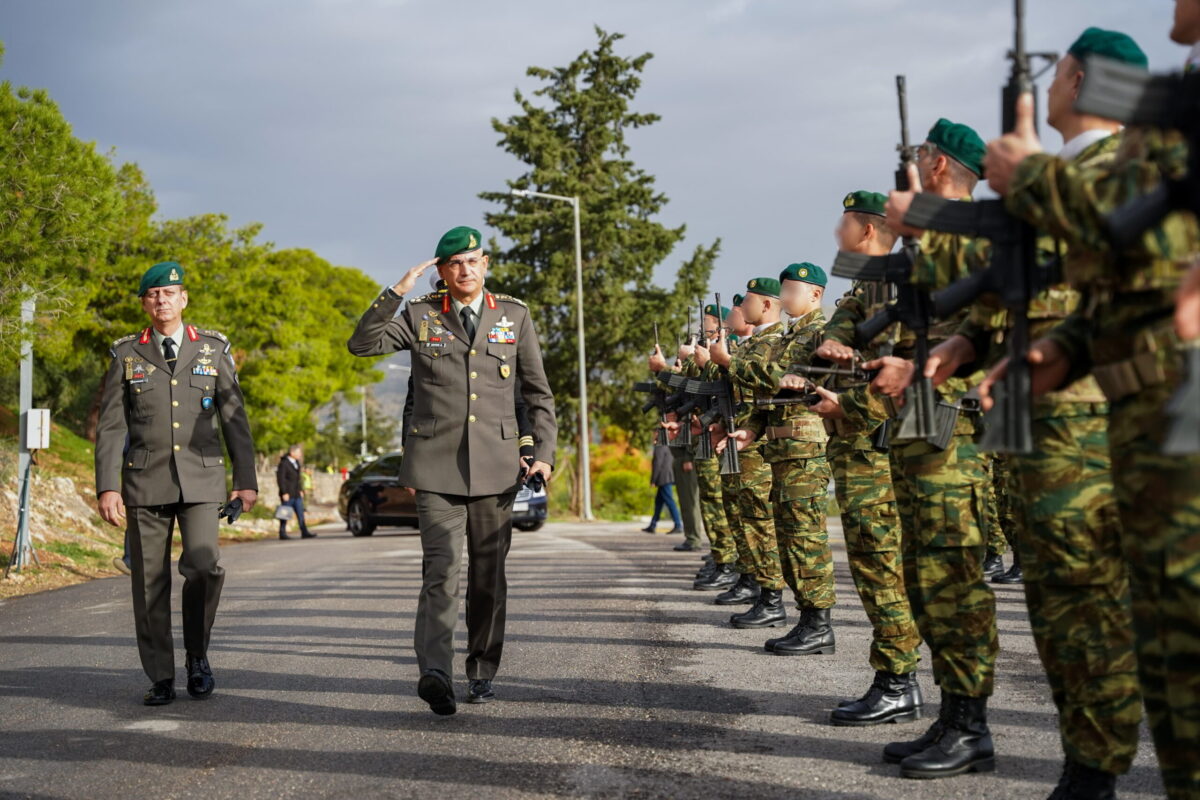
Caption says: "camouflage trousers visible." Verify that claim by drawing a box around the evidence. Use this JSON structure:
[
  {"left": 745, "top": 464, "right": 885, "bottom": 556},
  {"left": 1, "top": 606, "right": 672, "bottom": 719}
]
[
  {"left": 891, "top": 433, "right": 998, "bottom": 698},
  {"left": 830, "top": 435, "right": 921, "bottom": 676},
  {"left": 769, "top": 455, "right": 835, "bottom": 610},
  {"left": 983, "top": 455, "right": 1017, "bottom": 555},
  {"left": 736, "top": 443, "right": 782, "bottom": 588},
  {"left": 695, "top": 454, "right": 733, "bottom": 565},
  {"left": 720, "top": 471, "right": 755, "bottom": 575},
  {"left": 1009, "top": 409, "right": 1141, "bottom": 776},
  {"left": 1107, "top": 382, "right": 1200, "bottom": 798}
]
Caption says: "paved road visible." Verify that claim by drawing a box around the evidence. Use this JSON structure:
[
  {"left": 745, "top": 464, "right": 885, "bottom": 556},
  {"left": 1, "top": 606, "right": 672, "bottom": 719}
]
[{"left": 0, "top": 519, "right": 1165, "bottom": 799}]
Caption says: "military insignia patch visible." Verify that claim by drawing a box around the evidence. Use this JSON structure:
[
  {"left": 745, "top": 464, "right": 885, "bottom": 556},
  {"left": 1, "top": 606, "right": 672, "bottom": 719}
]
[
  {"left": 487, "top": 327, "right": 516, "bottom": 344},
  {"left": 749, "top": 279, "right": 757, "bottom": 288},
  {"left": 469, "top": 234, "right": 478, "bottom": 249},
  {"left": 799, "top": 268, "right": 809, "bottom": 278},
  {"left": 500, "top": 364, "right": 511, "bottom": 379},
  {"left": 844, "top": 194, "right": 855, "bottom": 207},
  {"left": 169, "top": 268, "right": 179, "bottom": 281},
  {"left": 198, "top": 343, "right": 216, "bottom": 356}
]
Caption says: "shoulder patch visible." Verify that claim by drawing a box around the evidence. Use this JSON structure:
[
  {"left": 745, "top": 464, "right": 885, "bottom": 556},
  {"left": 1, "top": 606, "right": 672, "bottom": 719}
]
[{"left": 492, "top": 293, "right": 528, "bottom": 308}]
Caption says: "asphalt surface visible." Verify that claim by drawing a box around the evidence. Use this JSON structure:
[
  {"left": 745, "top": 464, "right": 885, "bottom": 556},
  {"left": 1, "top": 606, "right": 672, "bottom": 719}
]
[{"left": 0, "top": 518, "right": 1166, "bottom": 799}]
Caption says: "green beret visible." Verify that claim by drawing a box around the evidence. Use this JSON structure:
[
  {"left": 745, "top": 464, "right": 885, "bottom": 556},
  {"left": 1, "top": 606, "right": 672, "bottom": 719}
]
[
  {"left": 780, "top": 262, "right": 827, "bottom": 288},
  {"left": 703, "top": 303, "right": 731, "bottom": 320},
  {"left": 434, "top": 226, "right": 483, "bottom": 263},
  {"left": 745, "top": 277, "right": 781, "bottom": 299},
  {"left": 843, "top": 190, "right": 887, "bottom": 217},
  {"left": 138, "top": 261, "right": 184, "bottom": 297},
  {"left": 926, "top": 118, "right": 986, "bottom": 178},
  {"left": 732, "top": 293, "right": 745, "bottom": 307},
  {"left": 1068, "top": 27, "right": 1148, "bottom": 70}
]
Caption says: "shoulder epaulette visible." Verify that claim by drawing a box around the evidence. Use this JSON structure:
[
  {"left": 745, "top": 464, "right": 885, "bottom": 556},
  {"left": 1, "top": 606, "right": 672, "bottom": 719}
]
[
  {"left": 492, "top": 293, "right": 527, "bottom": 308},
  {"left": 111, "top": 333, "right": 138, "bottom": 348},
  {"left": 408, "top": 293, "right": 440, "bottom": 304},
  {"left": 198, "top": 329, "right": 229, "bottom": 343}
]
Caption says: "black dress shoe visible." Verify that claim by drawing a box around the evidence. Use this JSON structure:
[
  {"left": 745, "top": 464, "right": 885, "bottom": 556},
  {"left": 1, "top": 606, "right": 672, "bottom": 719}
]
[
  {"left": 1047, "top": 759, "right": 1117, "bottom": 800},
  {"left": 730, "top": 589, "right": 786, "bottom": 628},
  {"left": 772, "top": 608, "right": 836, "bottom": 655},
  {"left": 992, "top": 562, "right": 1023, "bottom": 584},
  {"left": 642, "top": 525, "right": 657, "bottom": 533},
  {"left": 301, "top": 531, "right": 318, "bottom": 539},
  {"left": 674, "top": 541, "right": 699, "bottom": 552},
  {"left": 982, "top": 549, "right": 1004, "bottom": 579},
  {"left": 417, "top": 669, "right": 457, "bottom": 716},
  {"left": 830, "top": 670, "right": 923, "bottom": 726},
  {"left": 666, "top": 526, "right": 683, "bottom": 534},
  {"left": 143, "top": 679, "right": 176, "bottom": 706},
  {"left": 899, "top": 693, "right": 994, "bottom": 779},
  {"left": 694, "top": 562, "right": 737, "bottom": 590},
  {"left": 713, "top": 573, "right": 760, "bottom": 606},
  {"left": 467, "top": 679, "right": 495, "bottom": 704},
  {"left": 279, "top": 532, "right": 292, "bottom": 540},
  {"left": 186, "top": 653, "right": 215, "bottom": 699}
]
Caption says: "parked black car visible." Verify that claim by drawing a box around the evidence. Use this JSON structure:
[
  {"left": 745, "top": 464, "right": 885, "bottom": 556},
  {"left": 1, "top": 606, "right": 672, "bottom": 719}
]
[{"left": 337, "top": 451, "right": 549, "bottom": 535}]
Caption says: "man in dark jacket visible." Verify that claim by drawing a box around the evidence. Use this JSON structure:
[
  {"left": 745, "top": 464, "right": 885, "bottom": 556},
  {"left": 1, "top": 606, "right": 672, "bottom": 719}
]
[{"left": 276, "top": 444, "right": 314, "bottom": 540}]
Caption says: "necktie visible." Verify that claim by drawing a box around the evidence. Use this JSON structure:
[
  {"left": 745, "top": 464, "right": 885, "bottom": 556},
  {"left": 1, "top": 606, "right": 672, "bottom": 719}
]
[
  {"left": 460, "top": 307, "right": 476, "bottom": 342},
  {"left": 162, "top": 337, "right": 177, "bottom": 372}
]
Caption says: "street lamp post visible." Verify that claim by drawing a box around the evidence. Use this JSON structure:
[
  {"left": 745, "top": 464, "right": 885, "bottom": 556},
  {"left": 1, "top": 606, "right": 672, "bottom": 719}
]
[{"left": 510, "top": 188, "right": 593, "bottom": 521}]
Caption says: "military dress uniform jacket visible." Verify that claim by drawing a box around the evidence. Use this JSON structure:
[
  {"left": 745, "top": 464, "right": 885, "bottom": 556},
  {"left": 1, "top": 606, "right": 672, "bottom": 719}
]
[
  {"left": 95, "top": 324, "right": 258, "bottom": 506},
  {"left": 348, "top": 287, "right": 557, "bottom": 497}
]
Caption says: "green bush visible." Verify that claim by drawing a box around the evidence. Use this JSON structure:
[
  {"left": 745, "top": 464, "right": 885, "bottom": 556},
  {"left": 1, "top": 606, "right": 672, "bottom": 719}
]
[{"left": 595, "top": 468, "right": 651, "bottom": 521}]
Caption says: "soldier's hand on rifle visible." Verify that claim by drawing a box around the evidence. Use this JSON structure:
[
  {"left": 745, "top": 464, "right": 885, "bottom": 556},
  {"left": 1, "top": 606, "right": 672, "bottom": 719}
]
[
  {"left": 978, "top": 336, "right": 1070, "bottom": 411},
  {"left": 1176, "top": 261, "right": 1200, "bottom": 341},
  {"left": 779, "top": 373, "right": 808, "bottom": 392},
  {"left": 649, "top": 345, "right": 668, "bottom": 373},
  {"left": 886, "top": 164, "right": 925, "bottom": 237},
  {"left": 809, "top": 385, "right": 845, "bottom": 420},
  {"left": 709, "top": 335, "right": 731, "bottom": 368},
  {"left": 392, "top": 258, "right": 440, "bottom": 297},
  {"left": 678, "top": 342, "right": 695, "bottom": 362},
  {"left": 863, "top": 355, "right": 915, "bottom": 400},
  {"left": 925, "top": 335, "right": 977, "bottom": 387},
  {"left": 717, "top": 428, "right": 756, "bottom": 454},
  {"left": 984, "top": 93, "right": 1042, "bottom": 196},
  {"left": 662, "top": 417, "right": 680, "bottom": 442},
  {"left": 815, "top": 338, "right": 856, "bottom": 364},
  {"left": 694, "top": 343, "right": 712, "bottom": 367}
]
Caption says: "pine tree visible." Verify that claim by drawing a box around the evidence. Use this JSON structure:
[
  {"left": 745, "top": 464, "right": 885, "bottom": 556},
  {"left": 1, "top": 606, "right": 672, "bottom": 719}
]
[{"left": 481, "top": 26, "right": 719, "bottom": 514}]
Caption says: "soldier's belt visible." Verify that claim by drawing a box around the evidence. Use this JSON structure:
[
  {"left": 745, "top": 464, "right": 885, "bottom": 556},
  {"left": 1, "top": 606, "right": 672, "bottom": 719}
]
[
  {"left": 1092, "top": 351, "right": 1168, "bottom": 402},
  {"left": 764, "top": 421, "right": 828, "bottom": 442}
]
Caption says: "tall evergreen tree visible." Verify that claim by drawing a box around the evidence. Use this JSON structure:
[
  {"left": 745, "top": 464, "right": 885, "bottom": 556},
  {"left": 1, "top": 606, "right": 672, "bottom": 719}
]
[{"left": 481, "top": 27, "right": 718, "bottom": 513}]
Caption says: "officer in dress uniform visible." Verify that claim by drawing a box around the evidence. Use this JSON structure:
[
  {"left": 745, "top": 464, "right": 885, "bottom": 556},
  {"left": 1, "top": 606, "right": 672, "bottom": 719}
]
[
  {"left": 95, "top": 261, "right": 258, "bottom": 705},
  {"left": 348, "top": 226, "right": 557, "bottom": 715}
]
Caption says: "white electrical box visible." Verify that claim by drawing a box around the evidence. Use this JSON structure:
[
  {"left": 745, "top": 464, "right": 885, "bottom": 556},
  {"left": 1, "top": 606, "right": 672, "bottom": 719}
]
[{"left": 26, "top": 409, "right": 51, "bottom": 450}]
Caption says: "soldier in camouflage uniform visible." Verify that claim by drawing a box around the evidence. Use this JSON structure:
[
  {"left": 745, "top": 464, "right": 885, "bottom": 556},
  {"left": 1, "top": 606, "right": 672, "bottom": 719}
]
[
  {"left": 983, "top": 12, "right": 1200, "bottom": 796},
  {"left": 982, "top": 455, "right": 1012, "bottom": 579},
  {"left": 816, "top": 191, "right": 924, "bottom": 727},
  {"left": 718, "top": 271, "right": 836, "bottom": 650},
  {"left": 926, "top": 30, "right": 1148, "bottom": 797},
  {"left": 707, "top": 280, "right": 789, "bottom": 628},
  {"left": 816, "top": 118, "right": 998, "bottom": 780},
  {"left": 713, "top": 295, "right": 765, "bottom": 605}
]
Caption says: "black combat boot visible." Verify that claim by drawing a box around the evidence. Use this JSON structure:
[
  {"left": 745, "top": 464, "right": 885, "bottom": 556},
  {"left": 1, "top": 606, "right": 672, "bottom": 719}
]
[
  {"left": 992, "top": 550, "right": 1023, "bottom": 584},
  {"left": 830, "top": 670, "right": 923, "bottom": 726},
  {"left": 713, "top": 573, "right": 760, "bottom": 605},
  {"left": 982, "top": 548, "right": 1005, "bottom": 579},
  {"left": 729, "top": 589, "right": 786, "bottom": 629},
  {"left": 898, "top": 693, "right": 994, "bottom": 779},
  {"left": 772, "top": 608, "right": 836, "bottom": 655},
  {"left": 694, "top": 562, "right": 737, "bottom": 591},
  {"left": 1047, "top": 759, "right": 1117, "bottom": 800},
  {"left": 884, "top": 688, "right": 951, "bottom": 763},
  {"left": 693, "top": 558, "right": 717, "bottom": 584}
]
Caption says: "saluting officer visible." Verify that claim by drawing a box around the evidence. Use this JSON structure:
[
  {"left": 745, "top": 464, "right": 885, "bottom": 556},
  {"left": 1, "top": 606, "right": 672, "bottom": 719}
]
[
  {"left": 95, "top": 261, "right": 258, "bottom": 706},
  {"left": 348, "top": 226, "right": 556, "bottom": 716}
]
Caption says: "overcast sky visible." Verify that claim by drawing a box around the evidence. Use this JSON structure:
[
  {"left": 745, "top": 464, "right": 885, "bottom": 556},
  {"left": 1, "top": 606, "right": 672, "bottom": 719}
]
[{"left": 1, "top": 0, "right": 1189, "bottom": 305}]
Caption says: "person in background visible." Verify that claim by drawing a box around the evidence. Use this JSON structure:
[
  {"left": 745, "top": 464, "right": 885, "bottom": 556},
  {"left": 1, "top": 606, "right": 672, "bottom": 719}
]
[
  {"left": 643, "top": 442, "right": 683, "bottom": 534},
  {"left": 276, "top": 444, "right": 315, "bottom": 540}
]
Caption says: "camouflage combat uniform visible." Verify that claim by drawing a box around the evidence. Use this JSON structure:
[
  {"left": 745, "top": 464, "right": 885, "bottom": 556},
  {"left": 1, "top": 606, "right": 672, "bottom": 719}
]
[
  {"left": 1006, "top": 126, "right": 1200, "bottom": 797},
  {"left": 824, "top": 283, "right": 922, "bottom": 675},
  {"left": 734, "top": 310, "right": 835, "bottom": 610},
  {"left": 680, "top": 354, "right": 733, "bottom": 565}
]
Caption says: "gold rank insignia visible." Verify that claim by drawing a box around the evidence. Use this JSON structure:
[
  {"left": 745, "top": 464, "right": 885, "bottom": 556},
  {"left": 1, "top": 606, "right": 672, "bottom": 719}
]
[
  {"left": 799, "top": 268, "right": 809, "bottom": 278},
  {"left": 500, "top": 364, "right": 511, "bottom": 379},
  {"left": 468, "top": 234, "right": 478, "bottom": 249},
  {"left": 749, "top": 279, "right": 757, "bottom": 288},
  {"left": 844, "top": 194, "right": 855, "bottom": 207},
  {"left": 169, "top": 267, "right": 180, "bottom": 280}
]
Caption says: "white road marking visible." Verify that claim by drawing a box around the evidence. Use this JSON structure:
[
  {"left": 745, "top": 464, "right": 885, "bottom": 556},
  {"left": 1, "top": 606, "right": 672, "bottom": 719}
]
[{"left": 124, "top": 720, "right": 180, "bottom": 732}]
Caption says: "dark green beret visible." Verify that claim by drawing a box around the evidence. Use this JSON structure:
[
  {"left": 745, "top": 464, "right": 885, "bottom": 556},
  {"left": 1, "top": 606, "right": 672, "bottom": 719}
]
[
  {"left": 1069, "top": 27, "right": 1148, "bottom": 70},
  {"left": 703, "top": 303, "right": 731, "bottom": 320},
  {"left": 746, "top": 277, "right": 781, "bottom": 299},
  {"left": 843, "top": 190, "right": 887, "bottom": 217},
  {"left": 138, "top": 261, "right": 184, "bottom": 297},
  {"left": 926, "top": 118, "right": 986, "bottom": 178},
  {"left": 732, "top": 293, "right": 745, "bottom": 307},
  {"left": 780, "top": 262, "right": 827, "bottom": 288},
  {"left": 434, "top": 226, "right": 483, "bottom": 263}
]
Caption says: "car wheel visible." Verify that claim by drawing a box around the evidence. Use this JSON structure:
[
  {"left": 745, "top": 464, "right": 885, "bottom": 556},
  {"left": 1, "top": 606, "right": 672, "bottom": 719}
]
[
  {"left": 514, "top": 520, "right": 543, "bottom": 532},
  {"left": 348, "top": 497, "right": 376, "bottom": 537}
]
